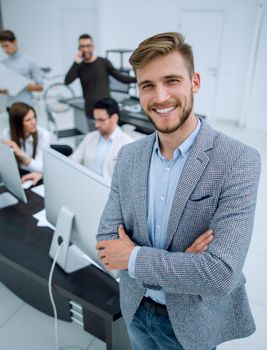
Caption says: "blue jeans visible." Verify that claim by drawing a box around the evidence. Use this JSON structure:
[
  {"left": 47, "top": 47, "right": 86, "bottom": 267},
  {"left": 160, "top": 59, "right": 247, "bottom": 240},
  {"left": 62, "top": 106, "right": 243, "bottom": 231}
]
[{"left": 127, "top": 304, "right": 216, "bottom": 350}]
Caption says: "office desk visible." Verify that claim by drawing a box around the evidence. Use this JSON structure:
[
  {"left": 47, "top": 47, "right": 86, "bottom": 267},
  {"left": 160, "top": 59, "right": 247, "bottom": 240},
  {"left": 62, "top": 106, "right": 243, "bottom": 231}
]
[
  {"left": 0, "top": 188, "right": 130, "bottom": 350},
  {"left": 62, "top": 96, "right": 155, "bottom": 135}
]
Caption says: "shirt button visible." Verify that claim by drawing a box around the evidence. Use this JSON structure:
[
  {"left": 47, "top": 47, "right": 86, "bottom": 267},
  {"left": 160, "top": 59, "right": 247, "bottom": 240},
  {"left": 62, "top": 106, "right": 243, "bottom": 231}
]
[
  {"left": 156, "top": 225, "right": 160, "bottom": 229},
  {"left": 166, "top": 167, "right": 170, "bottom": 171},
  {"left": 160, "top": 196, "right": 164, "bottom": 201}
]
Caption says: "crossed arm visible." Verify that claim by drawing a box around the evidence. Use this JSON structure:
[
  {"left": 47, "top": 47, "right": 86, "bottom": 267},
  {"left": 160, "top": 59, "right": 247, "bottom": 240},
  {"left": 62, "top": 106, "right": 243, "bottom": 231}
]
[
  {"left": 96, "top": 142, "right": 260, "bottom": 298},
  {"left": 96, "top": 225, "right": 214, "bottom": 271}
]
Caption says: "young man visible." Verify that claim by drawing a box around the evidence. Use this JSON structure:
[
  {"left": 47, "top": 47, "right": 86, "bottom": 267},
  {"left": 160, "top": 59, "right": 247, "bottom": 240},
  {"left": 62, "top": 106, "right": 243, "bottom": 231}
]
[
  {"left": 64, "top": 34, "right": 136, "bottom": 118},
  {"left": 0, "top": 30, "right": 43, "bottom": 106},
  {"left": 96, "top": 32, "right": 261, "bottom": 350},
  {"left": 70, "top": 97, "right": 133, "bottom": 180}
]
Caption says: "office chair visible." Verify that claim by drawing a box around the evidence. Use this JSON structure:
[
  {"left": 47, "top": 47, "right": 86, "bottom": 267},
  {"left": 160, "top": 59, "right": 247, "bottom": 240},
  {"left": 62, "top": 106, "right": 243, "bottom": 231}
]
[{"left": 50, "top": 144, "right": 73, "bottom": 157}]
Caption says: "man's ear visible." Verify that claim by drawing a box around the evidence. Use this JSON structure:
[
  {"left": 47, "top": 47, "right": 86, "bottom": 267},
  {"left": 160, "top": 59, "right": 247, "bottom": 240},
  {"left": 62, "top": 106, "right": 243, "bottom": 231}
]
[
  {"left": 192, "top": 72, "right": 201, "bottom": 93},
  {"left": 111, "top": 113, "right": 119, "bottom": 124}
]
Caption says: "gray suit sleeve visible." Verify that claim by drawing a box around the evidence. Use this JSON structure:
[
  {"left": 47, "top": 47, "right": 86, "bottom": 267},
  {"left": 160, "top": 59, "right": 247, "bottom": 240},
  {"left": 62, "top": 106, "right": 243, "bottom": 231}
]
[
  {"left": 96, "top": 149, "right": 124, "bottom": 242},
  {"left": 134, "top": 148, "right": 261, "bottom": 298}
]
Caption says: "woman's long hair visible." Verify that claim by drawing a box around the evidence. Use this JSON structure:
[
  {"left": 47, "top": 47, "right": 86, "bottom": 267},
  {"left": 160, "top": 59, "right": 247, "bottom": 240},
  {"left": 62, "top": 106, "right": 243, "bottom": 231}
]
[{"left": 8, "top": 102, "right": 38, "bottom": 158}]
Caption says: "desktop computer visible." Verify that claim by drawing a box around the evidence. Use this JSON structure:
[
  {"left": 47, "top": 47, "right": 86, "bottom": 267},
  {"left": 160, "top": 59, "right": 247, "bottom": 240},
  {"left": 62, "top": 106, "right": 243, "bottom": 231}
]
[
  {"left": 44, "top": 148, "right": 118, "bottom": 279},
  {"left": 0, "top": 143, "right": 27, "bottom": 209}
]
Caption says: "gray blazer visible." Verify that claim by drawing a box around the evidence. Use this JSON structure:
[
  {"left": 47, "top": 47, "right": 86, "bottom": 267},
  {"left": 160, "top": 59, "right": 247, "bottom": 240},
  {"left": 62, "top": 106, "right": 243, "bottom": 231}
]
[{"left": 97, "top": 120, "right": 261, "bottom": 350}]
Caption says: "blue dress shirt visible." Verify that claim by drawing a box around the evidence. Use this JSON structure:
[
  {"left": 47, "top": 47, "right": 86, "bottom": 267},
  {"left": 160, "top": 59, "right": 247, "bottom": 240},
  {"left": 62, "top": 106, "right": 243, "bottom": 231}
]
[
  {"left": 2, "top": 51, "right": 43, "bottom": 106},
  {"left": 91, "top": 128, "right": 119, "bottom": 176},
  {"left": 128, "top": 118, "right": 201, "bottom": 305}
]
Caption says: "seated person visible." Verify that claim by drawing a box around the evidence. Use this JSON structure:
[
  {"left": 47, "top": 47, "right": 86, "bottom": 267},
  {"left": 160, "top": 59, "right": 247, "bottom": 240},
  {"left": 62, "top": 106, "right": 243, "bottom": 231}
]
[
  {"left": 1, "top": 102, "right": 50, "bottom": 173},
  {"left": 70, "top": 97, "right": 134, "bottom": 180},
  {"left": 20, "top": 144, "right": 73, "bottom": 186}
]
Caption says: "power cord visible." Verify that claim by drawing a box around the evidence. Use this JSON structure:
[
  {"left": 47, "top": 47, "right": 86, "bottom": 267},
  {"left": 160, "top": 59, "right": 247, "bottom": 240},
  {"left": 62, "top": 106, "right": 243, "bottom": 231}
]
[
  {"left": 48, "top": 241, "right": 64, "bottom": 350},
  {"left": 48, "top": 243, "right": 87, "bottom": 350}
]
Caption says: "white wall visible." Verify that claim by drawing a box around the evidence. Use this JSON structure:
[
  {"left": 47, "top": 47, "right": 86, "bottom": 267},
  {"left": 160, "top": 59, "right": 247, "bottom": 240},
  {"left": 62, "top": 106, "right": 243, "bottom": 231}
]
[
  {"left": 1, "top": 0, "right": 266, "bottom": 130},
  {"left": 1, "top": 0, "right": 99, "bottom": 74},
  {"left": 98, "top": 0, "right": 265, "bottom": 127}
]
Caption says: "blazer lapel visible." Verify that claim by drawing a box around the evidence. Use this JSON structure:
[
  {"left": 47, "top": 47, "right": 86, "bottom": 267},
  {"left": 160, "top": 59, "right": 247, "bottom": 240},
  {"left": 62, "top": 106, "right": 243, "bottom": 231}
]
[
  {"left": 164, "top": 121, "right": 215, "bottom": 250},
  {"left": 133, "top": 134, "right": 156, "bottom": 247}
]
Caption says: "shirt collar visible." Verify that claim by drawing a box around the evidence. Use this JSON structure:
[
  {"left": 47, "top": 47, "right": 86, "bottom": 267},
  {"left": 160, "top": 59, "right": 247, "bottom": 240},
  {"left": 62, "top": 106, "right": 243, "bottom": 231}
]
[
  {"left": 9, "top": 51, "right": 22, "bottom": 59},
  {"left": 154, "top": 118, "right": 201, "bottom": 159},
  {"left": 100, "top": 126, "right": 119, "bottom": 142},
  {"left": 109, "top": 126, "right": 120, "bottom": 141}
]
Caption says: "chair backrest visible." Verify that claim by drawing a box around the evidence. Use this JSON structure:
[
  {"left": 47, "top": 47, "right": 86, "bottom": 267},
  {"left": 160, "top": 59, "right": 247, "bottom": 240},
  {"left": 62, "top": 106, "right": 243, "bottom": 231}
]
[
  {"left": 50, "top": 144, "right": 73, "bottom": 157},
  {"left": 46, "top": 107, "right": 59, "bottom": 138},
  {"left": 46, "top": 106, "right": 84, "bottom": 149}
]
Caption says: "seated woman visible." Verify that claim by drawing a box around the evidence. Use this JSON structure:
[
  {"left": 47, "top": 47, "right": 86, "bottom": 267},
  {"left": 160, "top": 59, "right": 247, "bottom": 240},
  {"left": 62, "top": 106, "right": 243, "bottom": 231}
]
[{"left": 1, "top": 102, "right": 50, "bottom": 173}]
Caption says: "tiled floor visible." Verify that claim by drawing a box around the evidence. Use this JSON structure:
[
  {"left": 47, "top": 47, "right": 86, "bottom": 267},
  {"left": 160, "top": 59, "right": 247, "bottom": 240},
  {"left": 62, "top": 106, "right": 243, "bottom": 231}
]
[
  {"left": 0, "top": 282, "right": 105, "bottom": 350},
  {"left": 0, "top": 106, "right": 267, "bottom": 349}
]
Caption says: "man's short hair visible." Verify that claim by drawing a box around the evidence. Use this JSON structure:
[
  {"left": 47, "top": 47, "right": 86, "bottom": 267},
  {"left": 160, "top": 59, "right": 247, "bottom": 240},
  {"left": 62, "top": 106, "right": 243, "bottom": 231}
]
[
  {"left": 129, "top": 32, "right": 195, "bottom": 77},
  {"left": 79, "top": 33, "right": 93, "bottom": 41},
  {"left": 93, "top": 97, "right": 120, "bottom": 119},
  {"left": 0, "top": 30, "right": 16, "bottom": 42}
]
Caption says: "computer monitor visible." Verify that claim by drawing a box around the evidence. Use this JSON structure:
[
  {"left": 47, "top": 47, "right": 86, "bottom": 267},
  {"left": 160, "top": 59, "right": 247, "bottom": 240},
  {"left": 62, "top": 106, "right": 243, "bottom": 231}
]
[
  {"left": 109, "top": 75, "right": 130, "bottom": 94},
  {"left": 43, "top": 148, "right": 116, "bottom": 278},
  {"left": 109, "top": 67, "right": 134, "bottom": 98},
  {"left": 0, "top": 143, "right": 27, "bottom": 209}
]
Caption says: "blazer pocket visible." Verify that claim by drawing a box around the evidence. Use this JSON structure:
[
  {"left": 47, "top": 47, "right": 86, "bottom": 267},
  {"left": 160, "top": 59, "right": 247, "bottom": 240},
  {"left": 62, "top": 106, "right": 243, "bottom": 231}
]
[
  {"left": 186, "top": 195, "right": 214, "bottom": 210},
  {"left": 189, "top": 194, "right": 212, "bottom": 202}
]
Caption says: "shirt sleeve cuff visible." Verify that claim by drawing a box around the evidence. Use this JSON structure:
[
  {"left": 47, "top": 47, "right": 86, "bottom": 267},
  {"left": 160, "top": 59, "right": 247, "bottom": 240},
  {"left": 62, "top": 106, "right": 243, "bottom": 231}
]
[{"left": 128, "top": 246, "right": 141, "bottom": 279}]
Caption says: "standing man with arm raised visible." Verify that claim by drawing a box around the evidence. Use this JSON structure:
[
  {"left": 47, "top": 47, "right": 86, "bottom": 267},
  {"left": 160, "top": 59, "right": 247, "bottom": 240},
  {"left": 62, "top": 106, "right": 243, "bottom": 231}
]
[
  {"left": 64, "top": 34, "right": 136, "bottom": 119},
  {"left": 0, "top": 30, "right": 43, "bottom": 106},
  {"left": 96, "top": 32, "right": 261, "bottom": 350}
]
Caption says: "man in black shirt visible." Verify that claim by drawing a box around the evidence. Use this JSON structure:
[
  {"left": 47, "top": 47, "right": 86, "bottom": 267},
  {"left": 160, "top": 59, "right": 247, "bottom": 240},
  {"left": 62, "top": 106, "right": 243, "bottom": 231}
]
[{"left": 65, "top": 34, "right": 136, "bottom": 118}]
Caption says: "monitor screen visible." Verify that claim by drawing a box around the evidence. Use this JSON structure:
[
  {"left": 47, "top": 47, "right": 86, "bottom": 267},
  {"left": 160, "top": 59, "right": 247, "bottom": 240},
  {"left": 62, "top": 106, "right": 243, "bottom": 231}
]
[
  {"left": 0, "top": 143, "right": 27, "bottom": 209},
  {"left": 109, "top": 75, "right": 129, "bottom": 94},
  {"left": 43, "top": 148, "right": 116, "bottom": 278},
  {"left": 109, "top": 67, "right": 132, "bottom": 95}
]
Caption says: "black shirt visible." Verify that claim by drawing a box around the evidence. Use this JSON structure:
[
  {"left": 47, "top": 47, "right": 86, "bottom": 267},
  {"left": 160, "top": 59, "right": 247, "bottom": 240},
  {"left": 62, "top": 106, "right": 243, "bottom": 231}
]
[{"left": 64, "top": 57, "right": 136, "bottom": 116}]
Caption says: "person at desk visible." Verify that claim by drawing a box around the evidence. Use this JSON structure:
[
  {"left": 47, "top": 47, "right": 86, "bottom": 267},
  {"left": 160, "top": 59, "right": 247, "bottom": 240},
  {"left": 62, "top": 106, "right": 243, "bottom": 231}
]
[
  {"left": 1, "top": 102, "right": 50, "bottom": 173},
  {"left": 0, "top": 30, "right": 43, "bottom": 106},
  {"left": 70, "top": 97, "right": 133, "bottom": 180},
  {"left": 64, "top": 33, "right": 136, "bottom": 118},
  {"left": 96, "top": 32, "right": 261, "bottom": 350}
]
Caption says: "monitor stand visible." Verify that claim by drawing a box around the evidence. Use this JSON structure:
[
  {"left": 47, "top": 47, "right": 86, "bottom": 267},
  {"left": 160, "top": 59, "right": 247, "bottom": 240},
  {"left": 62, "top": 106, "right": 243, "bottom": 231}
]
[
  {"left": 0, "top": 192, "right": 19, "bottom": 209},
  {"left": 49, "top": 206, "right": 90, "bottom": 273}
]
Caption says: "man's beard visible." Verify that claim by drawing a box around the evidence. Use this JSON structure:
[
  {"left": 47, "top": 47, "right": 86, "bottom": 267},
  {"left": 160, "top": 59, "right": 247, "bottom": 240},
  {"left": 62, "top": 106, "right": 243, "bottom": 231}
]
[
  {"left": 84, "top": 52, "right": 93, "bottom": 62},
  {"left": 146, "top": 92, "right": 194, "bottom": 134}
]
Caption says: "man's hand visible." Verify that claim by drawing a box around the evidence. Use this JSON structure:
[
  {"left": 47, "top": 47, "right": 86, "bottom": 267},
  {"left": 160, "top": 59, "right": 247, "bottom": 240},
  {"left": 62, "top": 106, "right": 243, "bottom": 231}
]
[
  {"left": 185, "top": 229, "right": 214, "bottom": 253},
  {"left": 75, "top": 51, "right": 83, "bottom": 64},
  {"left": 96, "top": 226, "right": 213, "bottom": 271},
  {"left": 96, "top": 225, "right": 136, "bottom": 271},
  {"left": 26, "top": 83, "right": 43, "bottom": 92},
  {"left": 0, "top": 88, "right": 9, "bottom": 95}
]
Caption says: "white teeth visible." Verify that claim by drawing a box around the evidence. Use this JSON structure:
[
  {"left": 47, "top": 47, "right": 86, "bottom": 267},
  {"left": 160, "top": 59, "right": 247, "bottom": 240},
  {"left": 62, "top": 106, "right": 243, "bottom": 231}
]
[{"left": 155, "top": 106, "right": 175, "bottom": 114}]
